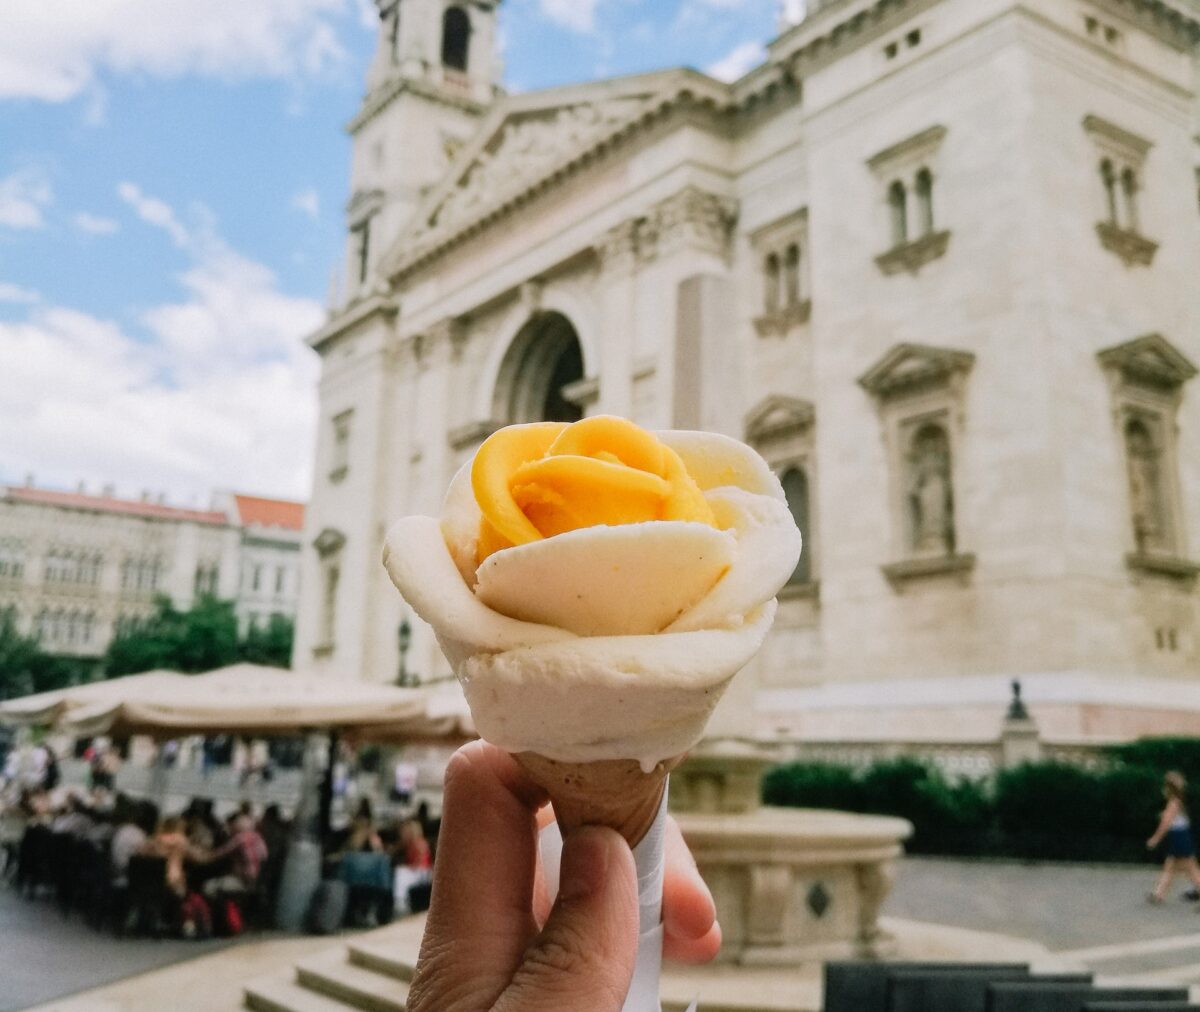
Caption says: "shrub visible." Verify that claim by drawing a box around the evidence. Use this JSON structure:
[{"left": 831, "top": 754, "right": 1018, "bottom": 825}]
[
  {"left": 859, "top": 758, "right": 992, "bottom": 855},
  {"left": 761, "top": 761, "right": 865, "bottom": 811},
  {"left": 1106, "top": 738, "right": 1200, "bottom": 789},
  {"left": 994, "top": 761, "right": 1114, "bottom": 860}
]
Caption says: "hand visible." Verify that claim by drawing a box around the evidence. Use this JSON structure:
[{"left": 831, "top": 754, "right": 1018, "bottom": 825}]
[
  {"left": 1148, "top": 837, "right": 1158, "bottom": 849},
  {"left": 406, "top": 741, "right": 720, "bottom": 1012}
]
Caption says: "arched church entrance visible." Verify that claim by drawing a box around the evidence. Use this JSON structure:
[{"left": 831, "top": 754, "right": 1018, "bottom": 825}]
[{"left": 493, "top": 312, "right": 585, "bottom": 424}]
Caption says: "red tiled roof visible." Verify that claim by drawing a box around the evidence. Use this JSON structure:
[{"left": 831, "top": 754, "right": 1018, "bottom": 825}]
[
  {"left": 233, "top": 494, "right": 305, "bottom": 531},
  {"left": 5, "top": 486, "right": 228, "bottom": 525}
]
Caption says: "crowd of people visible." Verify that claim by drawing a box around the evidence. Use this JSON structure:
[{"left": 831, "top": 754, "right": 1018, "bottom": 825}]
[{"left": 0, "top": 741, "right": 438, "bottom": 940}]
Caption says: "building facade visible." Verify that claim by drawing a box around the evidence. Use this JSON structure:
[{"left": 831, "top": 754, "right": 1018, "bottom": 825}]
[
  {"left": 0, "top": 485, "right": 305, "bottom": 659},
  {"left": 295, "top": 0, "right": 1200, "bottom": 742}
]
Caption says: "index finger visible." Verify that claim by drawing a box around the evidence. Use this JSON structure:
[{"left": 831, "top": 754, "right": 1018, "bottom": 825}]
[{"left": 411, "top": 741, "right": 548, "bottom": 1008}]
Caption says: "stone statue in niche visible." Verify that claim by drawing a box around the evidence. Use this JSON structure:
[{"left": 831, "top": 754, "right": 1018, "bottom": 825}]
[
  {"left": 1126, "top": 418, "right": 1168, "bottom": 552},
  {"left": 908, "top": 424, "right": 955, "bottom": 555}
]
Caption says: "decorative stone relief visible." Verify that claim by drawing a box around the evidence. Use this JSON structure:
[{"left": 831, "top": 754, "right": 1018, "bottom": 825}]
[
  {"left": 417, "top": 98, "right": 651, "bottom": 244},
  {"left": 650, "top": 185, "right": 738, "bottom": 260}
]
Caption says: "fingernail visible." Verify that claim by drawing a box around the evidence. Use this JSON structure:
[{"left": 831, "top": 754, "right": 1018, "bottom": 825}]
[{"left": 559, "top": 826, "right": 612, "bottom": 901}]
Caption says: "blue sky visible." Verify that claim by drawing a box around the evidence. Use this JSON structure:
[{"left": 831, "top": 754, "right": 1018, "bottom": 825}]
[{"left": 0, "top": 0, "right": 789, "bottom": 504}]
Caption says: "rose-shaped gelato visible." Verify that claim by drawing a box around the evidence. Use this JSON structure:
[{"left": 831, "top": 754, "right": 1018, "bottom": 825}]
[{"left": 382, "top": 415, "right": 801, "bottom": 769}]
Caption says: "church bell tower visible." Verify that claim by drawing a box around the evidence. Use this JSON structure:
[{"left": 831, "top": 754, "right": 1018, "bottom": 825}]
[{"left": 339, "top": 0, "right": 502, "bottom": 304}]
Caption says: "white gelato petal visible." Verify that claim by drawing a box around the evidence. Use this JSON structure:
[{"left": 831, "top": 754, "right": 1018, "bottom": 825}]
[
  {"left": 667, "top": 488, "right": 802, "bottom": 633},
  {"left": 382, "top": 515, "right": 575, "bottom": 658},
  {"left": 460, "top": 603, "right": 776, "bottom": 766},
  {"left": 440, "top": 460, "right": 483, "bottom": 587},
  {"left": 657, "top": 430, "right": 785, "bottom": 502},
  {"left": 476, "top": 521, "right": 736, "bottom": 637}
]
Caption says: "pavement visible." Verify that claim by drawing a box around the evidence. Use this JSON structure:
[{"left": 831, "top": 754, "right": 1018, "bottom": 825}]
[
  {"left": 889, "top": 856, "right": 1200, "bottom": 987},
  {"left": 8, "top": 856, "right": 1200, "bottom": 1010},
  {"left": 0, "top": 881, "right": 242, "bottom": 1011}
]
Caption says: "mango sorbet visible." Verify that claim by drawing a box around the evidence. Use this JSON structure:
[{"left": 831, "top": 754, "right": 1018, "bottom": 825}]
[{"left": 471, "top": 415, "right": 717, "bottom": 563}]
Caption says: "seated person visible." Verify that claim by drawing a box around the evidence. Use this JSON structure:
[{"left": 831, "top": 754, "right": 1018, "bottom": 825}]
[{"left": 203, "top": 813, "right": 268, "bottom": 896}]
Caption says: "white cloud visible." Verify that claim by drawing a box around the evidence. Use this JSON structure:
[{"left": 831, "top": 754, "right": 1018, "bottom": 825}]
[
  {"left": 539, "top": 0, "right": 598, "bottom": 33},
  {"left": 0, "top": 282, "right": 40, "bottom": 304},
  {"left": 705, "top": 41, "right": 765, "bottom": 82},
  {"left": 73, "top": 211, "right": 120, "bottom": 235},
  {"left": 0, "top": 0, "right": 349, "bottom": 103},
  {"left": 0, "top": 169, "right": 53, "bottom": 229},
  {"left": 117, "top": 181, "right": 190, "bottom": 247},
  {"left": 291, "top": 188, "right": 321, "bottom": 219},
  {"left": 0, "top": 186, "right": 323, "bottom": 502}
]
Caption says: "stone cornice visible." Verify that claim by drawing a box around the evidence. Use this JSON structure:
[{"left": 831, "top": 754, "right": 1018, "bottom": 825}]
[
  {"left": 346, "top": 75, "right": 489, "bottom": 136},
  {"left": 875, "top": 230, "right": 951, "bottom": 275},
  {"left": 867, "top": 126, "right": 947, "bottom": 175},
  {"left": 1083, "top": 114, "right": 1153, "bottom": 161},
  {"left": 1098, "top": 333, "right": 1198, "bottom": 390},
  {"left": 745, "top": 394, "right": 815, "bottom": 444},
  {"left": 307, "top": 292, "right": 399, "bottom": 355},
  {"left": 1095, "top": 222, "right": 1158, "bottom": 267},
  {"left": 859, "top": 342, "right": 975, "bottom": 400},
  {"left": 882, "top": 552, "right": 976, "bottom": 587}
]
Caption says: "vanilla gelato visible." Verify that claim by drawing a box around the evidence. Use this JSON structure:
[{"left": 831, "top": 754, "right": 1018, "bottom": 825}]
[{"left": 382, "top": 416, "right": 801, "bottom": 770}]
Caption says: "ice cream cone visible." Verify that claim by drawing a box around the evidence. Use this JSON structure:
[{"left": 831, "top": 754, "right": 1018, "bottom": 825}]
[{"left": 515, "top": 752, "right": 683, "bottom": 848}]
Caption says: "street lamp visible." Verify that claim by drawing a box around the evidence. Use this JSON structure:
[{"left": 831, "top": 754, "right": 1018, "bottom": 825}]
[{"left": 397, "top": 617, "right": 413, "bottom": 686}]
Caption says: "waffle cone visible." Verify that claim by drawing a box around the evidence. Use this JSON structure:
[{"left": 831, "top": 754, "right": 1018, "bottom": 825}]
[{"left": 515, "top": 752, "right": 683, "bottom": 848}]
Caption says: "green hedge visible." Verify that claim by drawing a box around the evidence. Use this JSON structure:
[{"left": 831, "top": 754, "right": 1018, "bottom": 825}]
[{"left": 763, "top": 748, "right": 1177, "bottom": 862}]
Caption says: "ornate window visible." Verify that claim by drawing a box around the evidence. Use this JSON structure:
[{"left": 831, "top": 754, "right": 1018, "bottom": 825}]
[
  {"left": 868, "top": 126, "right": 950, "bottom": 275},
  {"left": 1097, "top": 334, "right": 1198, "bottom": 581},
  {"left": 313, "top": 527, "right": 346, "bottom": 656},
  {"left": 330, "top": 409, "right": 353, "bottom": 483},
  {"left": 781, "top": 467, "right": 812, "bottom": 585},
  {"left": 441, "top": 6, "right": 471, "bottom": 72},
  {"left": 1083, "top": 115, "right": 1156, "bottom": 267},
  {"left": 859, "top": 343, "right": 976, "bottom": 585},
  {"left": 745, "top": 395, "right": 818, "bottom": 596},
  {"left": 750, "top": 209, "right": 810, "bottom": 337}
]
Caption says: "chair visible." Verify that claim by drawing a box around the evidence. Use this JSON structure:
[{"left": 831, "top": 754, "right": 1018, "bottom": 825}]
[
  {"left": 125, "top": 854, "right": 171, "bottom": 938},
  {"left": 16, "top": 824, "right": 54, "bottom": 898}
]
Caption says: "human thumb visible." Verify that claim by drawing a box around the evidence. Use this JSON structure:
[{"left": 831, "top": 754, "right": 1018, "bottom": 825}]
[{"left": 493, "top": 824, "right": 639, "bottom": 1012}]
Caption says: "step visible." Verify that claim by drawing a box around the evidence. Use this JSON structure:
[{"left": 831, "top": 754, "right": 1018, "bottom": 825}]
[
  {"left": 348, "top": 939, "right": 419, "bottom": 983},
  {"left": 244, "top": 974, "right": 355, "bottom": 1012},
  {"left": 295, "top": 951, "right": 411, "bottom": 1012}
]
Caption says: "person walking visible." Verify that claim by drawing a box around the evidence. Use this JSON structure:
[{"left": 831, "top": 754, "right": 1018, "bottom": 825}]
[{"left": 1147, "top": 771, "right": 1200, "bottom": 903}]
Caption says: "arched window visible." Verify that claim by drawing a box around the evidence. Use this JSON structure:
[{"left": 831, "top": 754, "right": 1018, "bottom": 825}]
[
  {"left": 915, "top": 168, "right": 934, "bottom": 236},
  {"left": 442, "top": 6, "right": 471, "bottom": 71},
  {"left": 763, "top": 253, "right": 781, "bottom": 314},
  {"left": 1120, "top": 166, "right": 1138, "bottom": 232},
  {"left": 888, "top": 180, "right": 908, "bottom": 246},
  {"left": 781, "top": 467, "right": 812, "bottom": 584},
  {"left": 1100, "top": 159, "right": 1118, "bottom": 225},
  {"left": 784, "top": 243, "right": 801, "bottom": 307},
  {"left": 908, "top": 424, "right": 955, "bottom": 554},
  {"left": 1125, "top": 417, "right": 1169, "bottom": 552}
]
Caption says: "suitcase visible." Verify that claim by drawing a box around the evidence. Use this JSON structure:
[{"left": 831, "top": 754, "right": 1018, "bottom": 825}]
[{"left": 307, "top": 879, "right": 349, "bottom": 935}]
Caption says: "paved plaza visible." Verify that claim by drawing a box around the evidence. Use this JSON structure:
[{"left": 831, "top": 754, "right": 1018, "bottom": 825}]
[
  {"left": 7, "top": 856, "right": 1200, "bottom": 1009},
  {"left": 0, "top": 883, "right": 243, "bottom": 1011}
]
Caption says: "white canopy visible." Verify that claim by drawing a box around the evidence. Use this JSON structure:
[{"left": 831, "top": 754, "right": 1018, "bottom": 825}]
[
  {"left": 3, "top": 664, "right": 475, "bottom": 743},
  {"left": 0, "top": 669, "right": 186, "bottom": 727}
]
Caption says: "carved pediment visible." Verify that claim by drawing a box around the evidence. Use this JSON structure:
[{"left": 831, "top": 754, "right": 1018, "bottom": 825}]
[
  {"left": 1098, "top": 334, "right": 1198, "bottom": 391},
  {"left": 745, "top": 395, "right": 815, "bottom": 444},
  {"left": 313, "top": 527, "right": 346, "bottom": 556},
  {"left": 407, "top": 95, "right": 654, "bottom": 249},
  {"left": 859, "top": 343, "right": 975, "bottom": 400}
]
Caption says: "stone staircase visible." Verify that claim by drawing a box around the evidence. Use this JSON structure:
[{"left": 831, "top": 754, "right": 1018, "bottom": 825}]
[{"left": 244, "top": 920, "right": 425, "bottom": 1012}]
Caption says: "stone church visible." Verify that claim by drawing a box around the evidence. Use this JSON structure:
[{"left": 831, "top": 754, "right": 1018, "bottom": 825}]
[{"left": 294, "top": 0, "right": 1200, "bottom": 749}]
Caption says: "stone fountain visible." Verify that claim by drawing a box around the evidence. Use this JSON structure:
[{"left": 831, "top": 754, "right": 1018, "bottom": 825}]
[{"left": 670, "top": 668, "right": 912, "bottom": 966}]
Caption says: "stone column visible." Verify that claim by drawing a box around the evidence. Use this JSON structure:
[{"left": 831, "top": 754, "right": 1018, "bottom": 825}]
[{"left": 594, "top": 219, "right": 639, "bottom": 418}]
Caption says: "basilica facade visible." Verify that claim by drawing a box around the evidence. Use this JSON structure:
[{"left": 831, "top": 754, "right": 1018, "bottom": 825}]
[{"left": 294, "top": 0, "right": 1200, "bottom": 745}]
